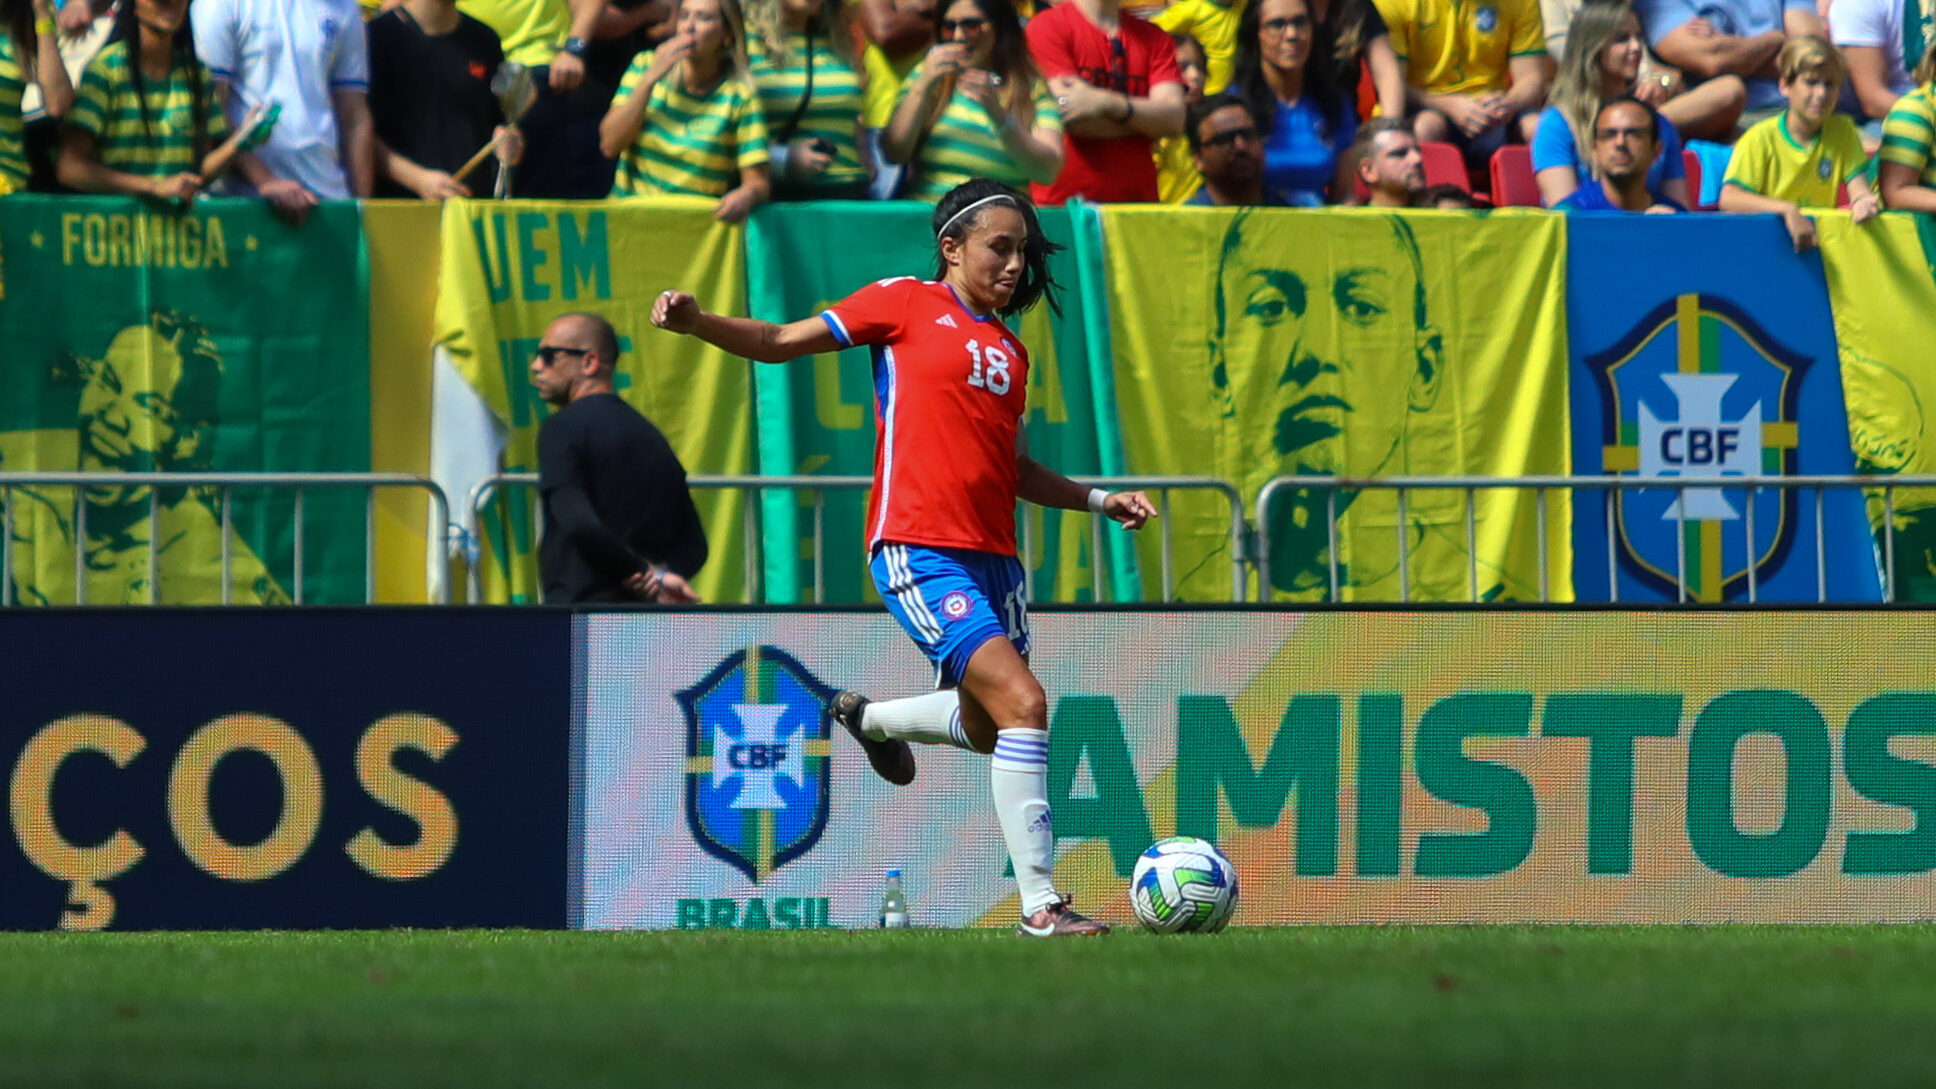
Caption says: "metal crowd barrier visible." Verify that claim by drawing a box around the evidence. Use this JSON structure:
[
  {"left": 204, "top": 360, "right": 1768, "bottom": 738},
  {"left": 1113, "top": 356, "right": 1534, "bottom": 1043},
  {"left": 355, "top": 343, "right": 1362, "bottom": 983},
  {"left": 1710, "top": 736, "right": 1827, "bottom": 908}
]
[
  {"left": 1255, "top": 474, "right": 1936, "bottom": 604},
  {"left": 0, "top": 472, "right": 453, "bottom": 605},
  {"left": 467, "top": 473, "right": 1248, "bottom": 603}
]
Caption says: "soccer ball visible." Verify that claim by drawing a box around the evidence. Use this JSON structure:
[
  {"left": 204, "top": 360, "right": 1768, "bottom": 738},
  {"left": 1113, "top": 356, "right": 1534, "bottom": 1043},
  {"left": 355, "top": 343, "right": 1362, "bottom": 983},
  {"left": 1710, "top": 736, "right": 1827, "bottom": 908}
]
[{"left": 1130, "top": 836, "right": 1238, "bottom": 933}]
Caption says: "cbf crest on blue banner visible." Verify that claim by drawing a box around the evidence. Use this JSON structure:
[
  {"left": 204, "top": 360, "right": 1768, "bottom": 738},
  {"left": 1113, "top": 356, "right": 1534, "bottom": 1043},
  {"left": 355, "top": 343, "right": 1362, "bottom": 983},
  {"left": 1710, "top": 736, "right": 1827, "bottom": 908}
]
[
  {"left": 1566, "top": 216, "right": 1881, "bottom": 601},
  {"left": 679, "top": 646, "right": 834, "bottom": 882}
]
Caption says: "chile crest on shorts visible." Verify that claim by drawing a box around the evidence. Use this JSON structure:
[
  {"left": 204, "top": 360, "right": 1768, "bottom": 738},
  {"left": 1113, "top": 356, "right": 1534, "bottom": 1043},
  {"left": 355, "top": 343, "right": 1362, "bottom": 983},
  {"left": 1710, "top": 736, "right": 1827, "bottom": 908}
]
[{"left": 679, "top": 646, "right": 834, "bottom": 882}]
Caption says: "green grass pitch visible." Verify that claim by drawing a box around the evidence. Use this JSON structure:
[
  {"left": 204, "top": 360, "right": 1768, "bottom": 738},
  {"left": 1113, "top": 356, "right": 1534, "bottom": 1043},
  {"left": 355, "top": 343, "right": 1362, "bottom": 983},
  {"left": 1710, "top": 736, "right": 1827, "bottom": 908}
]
[{"left": 5, "top": 926, "right": 1935, "bottom": 1088}]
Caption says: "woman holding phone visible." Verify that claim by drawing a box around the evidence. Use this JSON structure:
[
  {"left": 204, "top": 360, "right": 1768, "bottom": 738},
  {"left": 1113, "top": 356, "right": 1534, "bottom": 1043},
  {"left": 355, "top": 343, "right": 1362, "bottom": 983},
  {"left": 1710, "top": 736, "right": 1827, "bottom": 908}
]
[{"left": 880, "top": 0, "right": 1061, "bottom": 201}]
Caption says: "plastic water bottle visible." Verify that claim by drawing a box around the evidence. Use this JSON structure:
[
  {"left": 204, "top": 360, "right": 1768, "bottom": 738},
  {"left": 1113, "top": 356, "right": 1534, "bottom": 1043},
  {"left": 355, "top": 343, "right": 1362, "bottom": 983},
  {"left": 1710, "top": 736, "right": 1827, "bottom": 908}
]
[{"left": 878, "top": 868, "right": 909, "bottom": 929}]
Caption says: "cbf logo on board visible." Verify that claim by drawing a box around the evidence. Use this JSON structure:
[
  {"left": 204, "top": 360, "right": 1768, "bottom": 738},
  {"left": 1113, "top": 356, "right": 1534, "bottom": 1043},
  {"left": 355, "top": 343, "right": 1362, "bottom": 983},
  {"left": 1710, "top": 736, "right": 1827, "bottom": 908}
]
[
  {"left": 1587, "top": 293, "right": 1807, "bottom": 601},
  {"left": 679, "top": 645, "right": 834, "bottom": 883}
]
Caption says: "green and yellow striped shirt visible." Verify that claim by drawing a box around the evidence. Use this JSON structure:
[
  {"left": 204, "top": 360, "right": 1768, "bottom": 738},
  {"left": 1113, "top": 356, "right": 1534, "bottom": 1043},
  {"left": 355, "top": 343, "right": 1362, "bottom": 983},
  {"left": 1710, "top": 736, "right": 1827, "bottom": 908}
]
[
  {"left": 897, "top": 67, "right": 1061, "bottom": 201},
  {"left": 610, "top": 55, "right": 770, "bottom": 198},
  {"left": 1882, "top": 86, "right": 1936, "bottom": 192},
  {"left": 0, "top": 32, "right": 29, "bottom": 194},
  {"left": 67, "top": 42, "right": 228, "bottom": 179},
  {"left": 749, "top": 31, "right": 868, "bottom": 192}
]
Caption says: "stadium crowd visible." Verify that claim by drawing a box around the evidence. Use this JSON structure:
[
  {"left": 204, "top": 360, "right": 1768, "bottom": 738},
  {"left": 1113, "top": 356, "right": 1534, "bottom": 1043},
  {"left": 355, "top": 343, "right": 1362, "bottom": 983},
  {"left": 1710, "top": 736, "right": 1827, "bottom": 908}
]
[{"left": 2, "top": 0, "right": 1935, "bottom": 243}]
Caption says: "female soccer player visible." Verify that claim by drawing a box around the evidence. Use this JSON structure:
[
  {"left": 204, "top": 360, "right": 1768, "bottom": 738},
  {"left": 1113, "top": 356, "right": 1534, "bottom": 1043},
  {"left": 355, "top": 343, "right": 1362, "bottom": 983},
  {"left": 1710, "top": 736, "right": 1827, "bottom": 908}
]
[{"left": 651, "top": 177, "right": 1156, "bottom": 937}]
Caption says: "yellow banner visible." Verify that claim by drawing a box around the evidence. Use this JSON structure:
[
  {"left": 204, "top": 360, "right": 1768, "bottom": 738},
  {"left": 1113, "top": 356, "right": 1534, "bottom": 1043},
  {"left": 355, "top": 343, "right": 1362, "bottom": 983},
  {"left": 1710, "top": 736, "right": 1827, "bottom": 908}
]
[
  {"left": 433, "top": 198, "right": 754, "bottom": 603},
  {"left": 1101, "top": 207, "right": 1572, "bottom": 601},
  {"left": 1818, "top": 214, "right": 1936, "bottom": 600}
]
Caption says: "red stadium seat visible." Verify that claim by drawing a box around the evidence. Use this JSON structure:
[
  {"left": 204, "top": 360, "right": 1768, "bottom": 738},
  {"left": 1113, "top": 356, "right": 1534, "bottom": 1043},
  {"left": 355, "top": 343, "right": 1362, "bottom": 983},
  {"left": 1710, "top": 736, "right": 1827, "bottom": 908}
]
[
  {"left": 1419, "top": 141, "right": 1472, "bottom": 192},
  {"left": 1489, "top": 145, "right": 1540, "bottom": 207},
  {"left": 1681, "top": 149, "right": 1703, "bottom": 209}
]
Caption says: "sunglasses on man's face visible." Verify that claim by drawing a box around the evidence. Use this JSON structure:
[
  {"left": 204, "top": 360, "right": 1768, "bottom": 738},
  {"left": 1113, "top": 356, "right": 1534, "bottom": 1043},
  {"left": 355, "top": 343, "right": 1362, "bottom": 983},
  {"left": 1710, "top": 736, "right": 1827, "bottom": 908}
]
[
  {"left": 1202, "top": 126, "right": 1259, "bottom": 149},
  {"left": 534, "top": 346, "right": 592, "bottom": 366},
  {"left": 941, "top": 16, "right": 987, "bottom": 34}
]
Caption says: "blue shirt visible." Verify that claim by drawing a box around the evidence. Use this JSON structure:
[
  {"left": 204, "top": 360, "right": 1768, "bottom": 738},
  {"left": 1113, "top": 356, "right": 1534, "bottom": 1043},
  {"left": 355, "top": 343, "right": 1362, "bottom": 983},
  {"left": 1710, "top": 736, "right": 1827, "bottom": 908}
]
[
  {"left": 1631, "top": 0, "right": 1819, "bottom": 109},
  {"left": 1531, "top": 105, "right": 1687, "bottom": 202},
  {"left": 1260, "top": 94, "right": 1359, "bottom": 207},
  {"left": 1557, "top": 178, "right": 1686, "bottom": 211}
]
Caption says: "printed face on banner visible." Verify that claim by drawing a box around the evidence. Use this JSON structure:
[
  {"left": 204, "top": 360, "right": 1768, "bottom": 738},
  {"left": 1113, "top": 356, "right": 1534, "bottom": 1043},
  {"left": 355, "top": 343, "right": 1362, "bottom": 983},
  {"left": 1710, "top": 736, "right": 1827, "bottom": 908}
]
[
  {"left": 1209, "top": 212, "right": 1445, "bottom": 594},
  {"left": 679, "top": 646, "right": 836, "bottom": 883},
  {"left": 2, "top": 311, "right": 287, "bottom": 605}
]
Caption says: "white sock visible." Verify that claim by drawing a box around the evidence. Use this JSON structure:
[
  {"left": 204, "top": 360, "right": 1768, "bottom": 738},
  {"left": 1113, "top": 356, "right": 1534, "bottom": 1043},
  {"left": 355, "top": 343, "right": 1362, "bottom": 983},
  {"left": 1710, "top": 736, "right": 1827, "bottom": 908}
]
[
  {"left": 861, "top": 691, "right": 972, "bottom": 749},
  {"left": 991, "top": 728, "right": 1059, "bottom": 916}
]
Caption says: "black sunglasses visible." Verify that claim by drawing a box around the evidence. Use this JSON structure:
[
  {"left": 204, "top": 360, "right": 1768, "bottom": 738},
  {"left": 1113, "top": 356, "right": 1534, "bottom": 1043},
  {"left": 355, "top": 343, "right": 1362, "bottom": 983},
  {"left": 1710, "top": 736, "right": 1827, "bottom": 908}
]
[
  {"left": 1202, "top": 126, "right": 1259, "bottom": 148},
  {"left": 1108, "top": 35, "right": 1128, "bottom": 91},
  {"left": 941, "top": 16, "right": 987, "bottom": 33},
  {"left": 534, "top": 345, "right": 592, "bottom": 365}
]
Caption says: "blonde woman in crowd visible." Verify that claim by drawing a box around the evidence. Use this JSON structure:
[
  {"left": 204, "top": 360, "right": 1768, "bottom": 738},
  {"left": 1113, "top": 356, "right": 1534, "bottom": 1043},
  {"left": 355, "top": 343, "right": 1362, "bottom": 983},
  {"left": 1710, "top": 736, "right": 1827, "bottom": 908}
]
[{"left": 600, "top": 0, "right": 773, "bottom": 222}]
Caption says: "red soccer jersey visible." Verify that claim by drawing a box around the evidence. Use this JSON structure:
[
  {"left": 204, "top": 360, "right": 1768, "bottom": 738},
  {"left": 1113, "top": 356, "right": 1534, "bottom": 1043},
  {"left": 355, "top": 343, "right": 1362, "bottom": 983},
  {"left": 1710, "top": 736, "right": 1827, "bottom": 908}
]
[
  {"left": 820, "top": 277, "right": 1029, "bottom": 556},
  {"left": 1025, "top": 2, "right": 1181, "bottom": 205}
]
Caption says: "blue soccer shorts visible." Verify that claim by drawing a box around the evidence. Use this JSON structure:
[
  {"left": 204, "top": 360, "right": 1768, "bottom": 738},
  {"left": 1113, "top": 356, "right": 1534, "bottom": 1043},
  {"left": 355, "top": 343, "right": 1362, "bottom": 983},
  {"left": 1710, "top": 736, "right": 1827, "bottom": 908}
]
[{"left": 870, "top": 542, "right": 1030, "bottom": 688}]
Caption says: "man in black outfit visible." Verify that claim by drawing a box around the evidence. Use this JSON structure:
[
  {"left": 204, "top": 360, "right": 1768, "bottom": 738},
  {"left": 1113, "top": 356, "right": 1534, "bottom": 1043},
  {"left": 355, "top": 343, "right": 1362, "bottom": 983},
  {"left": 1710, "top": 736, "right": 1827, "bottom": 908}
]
[
  {"left": 368, "top": 0, "right": 514, "bottom": 199},
  {"left": 532, "top": 312, "right": 707, "bottom": 604}
]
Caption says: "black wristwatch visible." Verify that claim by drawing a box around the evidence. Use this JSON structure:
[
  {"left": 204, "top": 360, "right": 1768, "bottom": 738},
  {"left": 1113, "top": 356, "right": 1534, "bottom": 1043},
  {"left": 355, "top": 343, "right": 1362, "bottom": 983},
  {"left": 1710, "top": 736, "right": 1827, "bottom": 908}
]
[{"left": 562, "top": 36, "right": 589, "bottom": 58}]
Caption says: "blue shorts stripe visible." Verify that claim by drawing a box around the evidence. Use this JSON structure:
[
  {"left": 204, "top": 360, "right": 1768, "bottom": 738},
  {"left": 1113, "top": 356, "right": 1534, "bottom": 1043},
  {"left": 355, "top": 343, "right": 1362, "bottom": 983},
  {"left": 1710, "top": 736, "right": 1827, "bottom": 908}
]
[{"left": 870, "top": 544, "right": 1028, "bottom": 689}]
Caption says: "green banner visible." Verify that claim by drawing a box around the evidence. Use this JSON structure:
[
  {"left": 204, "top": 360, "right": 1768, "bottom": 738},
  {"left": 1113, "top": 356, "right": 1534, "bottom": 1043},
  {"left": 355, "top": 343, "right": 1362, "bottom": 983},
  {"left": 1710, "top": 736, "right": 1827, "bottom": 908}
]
[
  {"left": 742, "top": 201, "right": 1118, "bottom": 603},
  {"left": 0, "top": 195, "right": 370, "bottom": 604}
]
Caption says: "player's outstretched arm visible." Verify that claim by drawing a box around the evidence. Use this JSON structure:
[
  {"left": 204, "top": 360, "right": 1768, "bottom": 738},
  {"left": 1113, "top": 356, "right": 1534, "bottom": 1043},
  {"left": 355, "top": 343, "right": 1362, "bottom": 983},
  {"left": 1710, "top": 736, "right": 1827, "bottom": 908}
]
[
  {"left": 652, "top": 289, "right": 841, "bottom": 363},
  {"left": 1016, "top": 454, "right": 1157, "bottom": 530}
]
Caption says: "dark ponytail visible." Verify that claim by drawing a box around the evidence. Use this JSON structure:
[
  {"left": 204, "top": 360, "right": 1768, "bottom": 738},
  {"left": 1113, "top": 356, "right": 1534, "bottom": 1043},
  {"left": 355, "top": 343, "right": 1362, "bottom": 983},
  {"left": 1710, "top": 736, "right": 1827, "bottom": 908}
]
[{"left": 930, "top": 178, "right": 1063, "bottom": 319}]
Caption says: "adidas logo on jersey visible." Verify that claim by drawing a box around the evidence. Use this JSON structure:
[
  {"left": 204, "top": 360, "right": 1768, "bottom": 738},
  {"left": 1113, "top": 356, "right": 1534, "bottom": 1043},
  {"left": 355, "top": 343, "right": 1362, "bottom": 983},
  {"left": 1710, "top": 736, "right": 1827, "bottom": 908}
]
[{"left": 935, "top": 314, "right": 958, "bottom": 328}]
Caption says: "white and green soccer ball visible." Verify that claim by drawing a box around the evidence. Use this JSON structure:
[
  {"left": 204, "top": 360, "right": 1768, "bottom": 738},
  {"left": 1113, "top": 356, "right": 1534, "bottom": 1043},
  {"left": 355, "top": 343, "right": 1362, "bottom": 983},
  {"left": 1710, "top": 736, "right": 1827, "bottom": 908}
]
[{"left": 1130, "top": 836, "right": 1238, "bottom": 934}]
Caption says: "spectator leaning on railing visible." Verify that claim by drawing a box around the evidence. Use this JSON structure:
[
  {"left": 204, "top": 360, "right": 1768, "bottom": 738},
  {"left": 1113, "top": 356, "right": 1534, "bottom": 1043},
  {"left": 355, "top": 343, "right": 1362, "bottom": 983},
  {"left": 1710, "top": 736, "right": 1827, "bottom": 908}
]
[
  {"left": 1720, "top": 36, "right": 1879, "bottom": 250},
  {"left": 881, "top": 0, "right": 1063, "bottom": 200},
  {"left": 1025, "top": 0, "right": 1186, "bottom": 203},
  {"left": 747, "top": 0, "right": 871, "bottom": 199},
  {"left": 58, "top": 0, "right": 280, "bottom": 206},
  {"left": 1229, "top": 0, "right": 1359, "bottom": 204},
  {"left": 600, "top": 0, "right": 772, "bottom": 220},
  {"left": 1879, "top": 40, "right": 1936, "bottom": 210},
  {"left": 193, "top": 0, "right": 375, "bottom": 217},
  {"left": 368, "top": 0, "right": 523, "bottom": 199},
  {"left": 1534, "top": 0, "right": 1697, "bottom": 207},
  {"left": 2, "top": 0, "right": 76, "bottom": 196}
]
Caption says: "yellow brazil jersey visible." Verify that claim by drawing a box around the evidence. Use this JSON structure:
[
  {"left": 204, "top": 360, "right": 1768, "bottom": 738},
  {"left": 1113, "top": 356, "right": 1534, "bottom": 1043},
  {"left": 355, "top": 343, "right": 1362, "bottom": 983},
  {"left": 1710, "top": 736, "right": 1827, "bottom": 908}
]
[
  {"left": 1153, "top": 131, "right": 1202, "bottom": 202},
  {"left": 610, "top": 54, "right": 771, "bottom": 198},
  {"left": 1373, "top": 0, "right": 1544, "bottom": 97},
  {"left": 1724, "top": 111, "right": 1869, "bottom": 208},
  {"left": 749, "top": 32, "right": 869, "bottom": 192},
  {"left": 861, "top": 42, "right": 923, "bottom": 129},
  {"left": 1881, "top": 86, "right": 1936, "bottom": 193},
  {"left": 899, "top": 66, "right": 1063, "bottom": 199},
  {"left": 1, "top": 32, "right": 26, "bottom": 194},
  {"left": 67, "top": 42, "right": 230, "bottom": 179},
  {"left": 457, "top": 0, "right": 568, "bottom": 67},
  {"left": 1153, "top": 0, "right": 1242, "bottom": 96}
]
